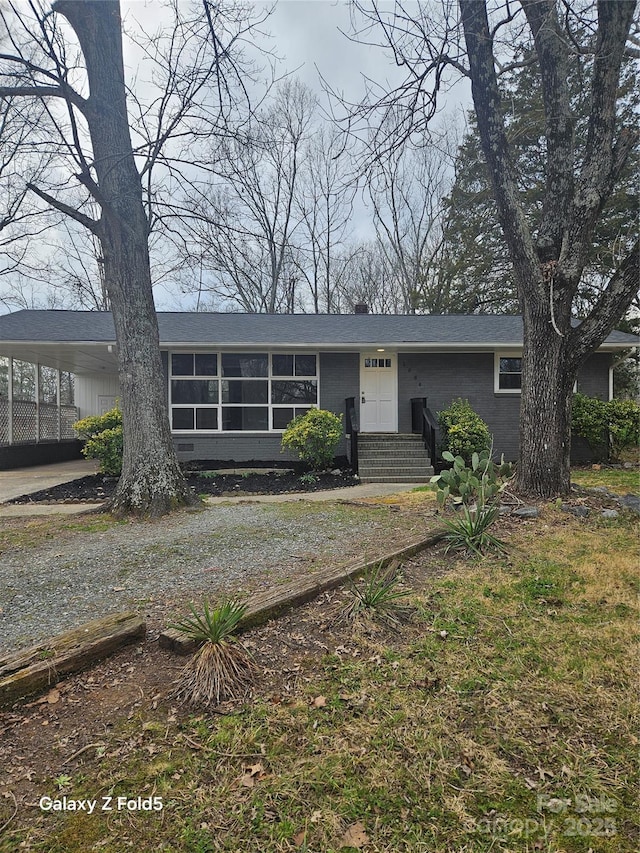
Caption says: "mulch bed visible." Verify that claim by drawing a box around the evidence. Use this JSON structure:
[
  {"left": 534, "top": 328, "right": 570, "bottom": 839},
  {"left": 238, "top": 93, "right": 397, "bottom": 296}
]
[{"left": 9, "top": 468, "right": 359, "bottom": 504}]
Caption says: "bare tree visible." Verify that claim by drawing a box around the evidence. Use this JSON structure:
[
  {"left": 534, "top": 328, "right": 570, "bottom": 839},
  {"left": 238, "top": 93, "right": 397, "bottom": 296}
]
[
  {"left": 346, "top": 0, "right": 639, "bottom": 497},
  {"left": 293, "top": 126, "right": 356, "bottom": 313},
  {"left": 338, "top": 240, "right": 409, "bottom": 315},
  {"left": 440, "top": 42, "right": 638, "bottom": 316},
  {"left": 0, "top": 0, "right": 262, "bottom": 514},
  {"left": 365, "top": 141, "right": 453, "bottom": 313},
  {"left": 0, "top": 90, "right": 62, "bottom": 298},
  {"left": 184, "top": 79, "right": 315, "bottom": 313},
  {"left": 51, "top": 219, "right": 109, "bottom": 310}
]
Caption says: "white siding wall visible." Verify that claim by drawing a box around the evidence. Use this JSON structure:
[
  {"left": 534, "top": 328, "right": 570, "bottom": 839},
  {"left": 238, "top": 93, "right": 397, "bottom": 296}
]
[{"left": 75, "top": 373, "right": 120, "bottom": 418}]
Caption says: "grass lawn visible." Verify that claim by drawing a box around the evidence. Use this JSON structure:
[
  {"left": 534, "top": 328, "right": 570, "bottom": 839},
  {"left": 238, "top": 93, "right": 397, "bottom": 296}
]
[
  {"left": 570, "top": 466, "right": 640, "bottom": 495},
  {"left": 1, "top": 471, "right": 638, "bottom": 852},
  {"left": 413, "top": 463, "right": 640, "bottom": 497}
]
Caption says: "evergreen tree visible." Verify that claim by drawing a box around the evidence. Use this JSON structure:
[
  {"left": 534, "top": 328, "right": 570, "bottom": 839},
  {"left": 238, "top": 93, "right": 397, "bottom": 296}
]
[{"left": 440, "top": 45, "right": 638, "bottom": 316}]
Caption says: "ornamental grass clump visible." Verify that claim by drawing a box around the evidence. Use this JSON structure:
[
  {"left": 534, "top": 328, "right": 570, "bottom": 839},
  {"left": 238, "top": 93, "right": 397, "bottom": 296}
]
[
  {"left": 170, "top": 599, "right": 256, "bottom": 707},
  {"left": 342, "top": 561, "right": 413, "bottom": 628},
  {"left": 442, "top": 503, "right": 507, "bottom": 557}
]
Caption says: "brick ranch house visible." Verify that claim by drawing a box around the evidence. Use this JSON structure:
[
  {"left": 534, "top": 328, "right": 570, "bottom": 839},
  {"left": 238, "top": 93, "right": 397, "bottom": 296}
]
[{"left": 0, "top": 309, "right": 637, "bottom": 478}]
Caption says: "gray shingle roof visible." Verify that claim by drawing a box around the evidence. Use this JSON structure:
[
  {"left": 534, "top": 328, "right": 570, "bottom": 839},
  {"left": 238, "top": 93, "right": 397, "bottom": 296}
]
[{"left": 0, "top": 309, "right": 637, "bottom": 346}]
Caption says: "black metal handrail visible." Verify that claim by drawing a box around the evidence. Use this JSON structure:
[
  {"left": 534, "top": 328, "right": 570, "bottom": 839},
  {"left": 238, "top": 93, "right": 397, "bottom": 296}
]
[
  {"left": 411, "top": 397, "right": 437, "bottom": 469},
  {"left": 345, "top": 396, "right": 359, "bottom": 474}
]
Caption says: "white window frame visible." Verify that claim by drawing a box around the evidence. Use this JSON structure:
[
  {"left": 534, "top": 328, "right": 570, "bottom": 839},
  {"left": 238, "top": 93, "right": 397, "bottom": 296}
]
[
  {"left": 269, "top": 352, "right": 319, "bottom": 431},
  {"left": 494, "top": 351, "right": 578, "bottom": 395},
  {"left": 169, "top": 352, "right": 220, "bottom": 433},
  {"left": 494, "top": 351, "right": 522, "bottom": 394},
  {"left": 168, "top": 350, "right": 320, "bottom": 433},
  {"left": 608, "top": 364, "right": 614, "bottom": 401}
]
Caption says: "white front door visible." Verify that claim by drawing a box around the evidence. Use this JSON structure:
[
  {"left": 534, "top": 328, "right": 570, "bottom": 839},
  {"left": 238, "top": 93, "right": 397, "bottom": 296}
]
[
  {"left": 97, "top": 395, "right": 116, "bottom": 415},
  {"left": 359, "top": 352, "right": 398, "bottom": 432}
]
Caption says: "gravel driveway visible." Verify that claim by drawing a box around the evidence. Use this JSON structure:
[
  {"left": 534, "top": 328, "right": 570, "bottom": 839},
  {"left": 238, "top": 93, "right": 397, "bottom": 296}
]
[{"left": 0, "top": 501, "right": 421, "bottom": 653}]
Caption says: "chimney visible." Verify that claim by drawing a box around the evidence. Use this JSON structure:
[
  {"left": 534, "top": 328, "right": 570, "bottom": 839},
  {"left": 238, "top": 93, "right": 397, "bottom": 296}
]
[{"left": 354, "top": 303, "right": 369, "bottom": 314}]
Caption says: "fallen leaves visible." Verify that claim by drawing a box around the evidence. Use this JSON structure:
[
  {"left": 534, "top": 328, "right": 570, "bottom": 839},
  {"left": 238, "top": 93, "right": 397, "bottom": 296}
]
[
  {"left": 239, "top": 761, "right": 266, "bottom": 788},
  {"left": 293, "top": 819, "right": 371, "bottom": 850},
  {"left": 411, "top": 664, "right": 441, "bottom": 693},
  {"left": 458, "top": 752, "right": 475, "bottom": 777},
  {"left": 340, "top": 821, "right": 370, "bottom": 849},
  {"left": 24, "top": 687, "right": 61, "bottom": 708}
]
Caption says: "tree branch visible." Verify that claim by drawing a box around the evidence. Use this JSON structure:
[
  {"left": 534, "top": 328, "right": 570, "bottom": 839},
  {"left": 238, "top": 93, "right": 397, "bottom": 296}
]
[
  {"left": 520, "top": 0, "right": 574, "bottom": 261},
  {"left": 459, "top": 0, "right": 542, "bottom": 305},
  {"left": 569, "top": 238, "right": 640, "bottom": 366},
  {"left": 26, "top": 183, "right": 101, "bottom": 236},
  {"left": 563, "top": 0, "right": 637, "bottom": 280},
  {"left": 0, "top": 82, "right": 87, "bottom": 113}
]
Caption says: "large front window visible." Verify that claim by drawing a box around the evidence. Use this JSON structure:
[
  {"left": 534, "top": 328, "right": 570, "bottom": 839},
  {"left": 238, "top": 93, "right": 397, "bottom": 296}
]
[{"left": 169, "top": 352, "right": 318, "bottom": 431}]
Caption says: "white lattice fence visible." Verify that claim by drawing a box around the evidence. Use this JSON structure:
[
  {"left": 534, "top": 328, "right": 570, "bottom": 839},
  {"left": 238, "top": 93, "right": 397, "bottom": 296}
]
[
  {"left": 0, "top": 399, "right": 8, "bottom": 444},
  {"left": 0, "top": 398, "right": 78, "bottom": 445},
  {"left": 60, "top": 405, "right": 79, "bottom": 439},
  {"left": 11, "top": 400, "right": 37, "bottom": 442},
  {"left": 39, "top": 402, "right": 59, "bottom": 440}
]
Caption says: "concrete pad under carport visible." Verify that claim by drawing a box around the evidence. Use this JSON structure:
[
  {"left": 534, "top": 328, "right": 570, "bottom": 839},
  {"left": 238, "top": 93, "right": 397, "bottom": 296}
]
[{"left": 0, "top": 459, "right": 98, "bottom": 504}]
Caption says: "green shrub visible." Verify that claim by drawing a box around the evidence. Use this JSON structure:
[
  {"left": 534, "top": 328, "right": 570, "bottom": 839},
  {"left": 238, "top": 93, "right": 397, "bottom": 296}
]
[
  {"left": 73, "top": 408, "right": 122, "bottom": 438},
  {"left": 571, "top": 393, "right": 640, "bottom": 461},
  {"left": 74, "top": 407, "right": 123, "bottom": 476},
  {"left": 607, "top": 398, "right": 640, "bottom": 460},
  {"left": 571, "top": 393, "right": 607, "bottom": 453},
  {"left": 437, "top": 398, "right": 491, "bottom": 464},
  {"left": 281, "top": 408, "right": 343, "bottom": 470},
  {"left": 430, "top": 449, "right": 514, "bottom": 507}
]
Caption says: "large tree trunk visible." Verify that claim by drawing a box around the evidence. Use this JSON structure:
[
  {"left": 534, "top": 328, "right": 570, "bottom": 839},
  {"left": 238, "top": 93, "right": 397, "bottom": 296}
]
[
  {"left": 518, "top": 311, "right": 575, "bottom": 496},
  {"left": 100, "top": 236, "right": 195, "bottom": 516},
  {"left": 54, "top": 0, "right": 196, "bottom": 515}
]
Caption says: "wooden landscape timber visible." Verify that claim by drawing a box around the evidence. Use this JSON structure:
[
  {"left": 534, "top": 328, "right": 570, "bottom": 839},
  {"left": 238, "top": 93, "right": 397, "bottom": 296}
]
[
  {"left": 0, "top": 532, "right": 445, "bottom": 706},
  {"left": 160, "top": 530, "right": 447, "bottom": 655},
  {"left": 0, "top": 612, "right": 145, "bottom": 708}
]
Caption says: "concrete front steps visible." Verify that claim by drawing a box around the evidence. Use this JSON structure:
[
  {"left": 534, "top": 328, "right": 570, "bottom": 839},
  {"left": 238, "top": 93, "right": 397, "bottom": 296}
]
[{"left": 357, "top": 433, "right": 434, "bottom": 483}]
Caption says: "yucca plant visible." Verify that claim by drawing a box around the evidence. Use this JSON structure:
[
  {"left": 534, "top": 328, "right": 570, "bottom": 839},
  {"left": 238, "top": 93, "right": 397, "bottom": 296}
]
[
  {"left": 170, "top": 599, "right": 256, "bottom": 707},
  {"left": 442, "top": 503, "right": 507, "bottom": 557},
  {"left": 342, "top": 561, "right": 413, "bottom": 628}
]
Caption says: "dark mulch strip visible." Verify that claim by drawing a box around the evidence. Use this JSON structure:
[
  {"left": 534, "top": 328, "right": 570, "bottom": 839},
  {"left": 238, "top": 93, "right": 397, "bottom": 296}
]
[{"left": 9, "top": 469, "right": 359, "bottom": 504}]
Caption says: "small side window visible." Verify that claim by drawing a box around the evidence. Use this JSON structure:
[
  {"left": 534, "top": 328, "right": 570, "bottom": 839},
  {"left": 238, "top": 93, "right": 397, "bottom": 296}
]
[{"left": 496, "top": 355, "right": 522, "bottom": 391}]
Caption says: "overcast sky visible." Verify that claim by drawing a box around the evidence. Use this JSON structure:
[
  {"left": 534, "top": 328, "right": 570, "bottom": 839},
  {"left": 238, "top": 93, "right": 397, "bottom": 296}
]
[
  {"left": 117, "top": 0, "right": 472, "bottom": 311},
  {"left": 258, "top": 0, "right": 403, "bottom": 99},
  {"left": 0, "top": 1, "right": 473, "bottom": 314},
  {"left": 123, "top": 0, "right": 471, "bottom": 116}
]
